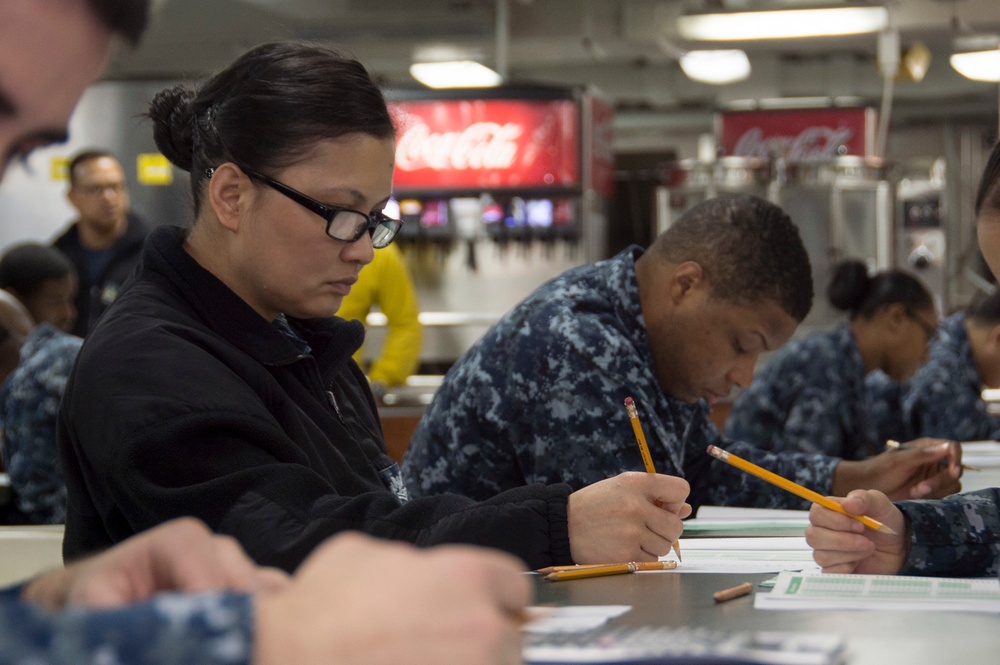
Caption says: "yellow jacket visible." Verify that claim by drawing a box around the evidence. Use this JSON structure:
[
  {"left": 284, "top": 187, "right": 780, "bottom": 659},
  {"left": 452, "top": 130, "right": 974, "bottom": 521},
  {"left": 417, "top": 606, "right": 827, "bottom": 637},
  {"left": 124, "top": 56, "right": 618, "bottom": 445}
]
[{"left": 338, "top": 243, "right": 422, "bottom": 386}]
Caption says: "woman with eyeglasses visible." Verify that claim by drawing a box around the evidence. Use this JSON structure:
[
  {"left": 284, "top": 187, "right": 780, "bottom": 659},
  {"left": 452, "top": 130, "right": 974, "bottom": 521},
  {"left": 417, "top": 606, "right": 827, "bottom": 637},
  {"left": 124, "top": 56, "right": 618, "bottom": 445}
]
[
  {"left": 58, "top": 41, "right": 691, "bottom": 573},
  {"left": 725, "top": 259, "right": 938, "bottom": 460}
]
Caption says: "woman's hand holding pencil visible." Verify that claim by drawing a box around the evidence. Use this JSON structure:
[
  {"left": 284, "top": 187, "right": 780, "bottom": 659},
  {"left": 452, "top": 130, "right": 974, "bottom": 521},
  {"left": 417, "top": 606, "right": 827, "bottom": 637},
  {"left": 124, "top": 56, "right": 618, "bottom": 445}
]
[{"left": 804, "top": 489, "right": 909, "bottom": 575}]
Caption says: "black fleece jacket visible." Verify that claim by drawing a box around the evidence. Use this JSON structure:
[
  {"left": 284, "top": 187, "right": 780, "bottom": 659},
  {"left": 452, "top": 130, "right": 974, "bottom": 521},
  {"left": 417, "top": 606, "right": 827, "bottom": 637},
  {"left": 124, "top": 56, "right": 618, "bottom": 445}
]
[{"left": 59, "top": 226, "right": 573, "bottom": 572}]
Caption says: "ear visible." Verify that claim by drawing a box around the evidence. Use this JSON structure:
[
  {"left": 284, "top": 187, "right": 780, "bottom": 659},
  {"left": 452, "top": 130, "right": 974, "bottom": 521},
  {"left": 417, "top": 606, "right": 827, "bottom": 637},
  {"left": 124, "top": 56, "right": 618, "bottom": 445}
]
[
  {"left": 66, "top": 186, "right": 81, "bottom": 210},
  {"left": 206, "top": 163, "right": 253, "bottom": 233},
  {"left": 882, "top": 302, "right": 909, "bottom": 332},
  {"left": 984, "top": 322, "right": 1000, "bottom": 352},
  {"left": 669, "top": 261, "right": 707, "bottom": 305}
]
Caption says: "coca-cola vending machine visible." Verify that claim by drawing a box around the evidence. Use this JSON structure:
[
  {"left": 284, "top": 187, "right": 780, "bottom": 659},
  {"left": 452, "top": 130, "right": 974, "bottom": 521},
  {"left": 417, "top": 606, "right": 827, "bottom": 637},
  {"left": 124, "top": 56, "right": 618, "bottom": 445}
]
[{"left": 376, "top": 86, "right": 614, "bottom": 371}]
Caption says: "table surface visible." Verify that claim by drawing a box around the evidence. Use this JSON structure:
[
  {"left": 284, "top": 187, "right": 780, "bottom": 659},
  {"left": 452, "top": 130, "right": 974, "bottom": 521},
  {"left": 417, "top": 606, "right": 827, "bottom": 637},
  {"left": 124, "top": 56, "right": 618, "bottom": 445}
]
[{"left": 532, "top": 569, "right": 999, "bottom": 664}]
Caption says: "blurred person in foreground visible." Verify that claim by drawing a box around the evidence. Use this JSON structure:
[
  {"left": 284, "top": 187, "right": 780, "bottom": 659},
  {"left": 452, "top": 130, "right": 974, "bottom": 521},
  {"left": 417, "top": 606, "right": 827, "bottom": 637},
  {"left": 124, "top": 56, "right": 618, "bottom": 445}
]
[
  {"left": 0, "top": 1, "right": 534, "bottom": 664},
  {"left": 807, "top": 139, "right": 1000, "bottom": 578}
]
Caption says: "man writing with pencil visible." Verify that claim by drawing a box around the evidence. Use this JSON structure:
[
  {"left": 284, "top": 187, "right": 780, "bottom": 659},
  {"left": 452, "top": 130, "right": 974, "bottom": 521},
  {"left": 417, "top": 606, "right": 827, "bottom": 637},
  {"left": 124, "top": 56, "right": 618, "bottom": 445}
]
[{"left": 403, "top": 194, "right": 962, "bottom": 511}]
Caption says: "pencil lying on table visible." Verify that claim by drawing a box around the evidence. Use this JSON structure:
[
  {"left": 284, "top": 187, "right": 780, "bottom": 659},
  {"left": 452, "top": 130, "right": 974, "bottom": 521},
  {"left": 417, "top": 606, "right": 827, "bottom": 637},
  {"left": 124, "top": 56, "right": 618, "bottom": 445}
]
[
  {"left": 624, "top": 397, "right": 682, "bottom": 562},
  {"left": 543, "top": 561, "right": 677, "bottom": 582},
  {"left": 705, "top": 445, "right": 898, "bottom": 535},
  {"left": 885, "top": 439, "right": 980, "bottom": 471},
  {"left": 536, "top": 561, "right": 678, "bottom": 575}
]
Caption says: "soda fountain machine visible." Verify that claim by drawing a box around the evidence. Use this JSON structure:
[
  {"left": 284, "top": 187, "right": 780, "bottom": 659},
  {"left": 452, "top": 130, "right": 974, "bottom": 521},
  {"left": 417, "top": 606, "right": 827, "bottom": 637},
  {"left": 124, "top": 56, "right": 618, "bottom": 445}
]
[{"left": 376, "top": 84, "right": 615, "bottom": 374}]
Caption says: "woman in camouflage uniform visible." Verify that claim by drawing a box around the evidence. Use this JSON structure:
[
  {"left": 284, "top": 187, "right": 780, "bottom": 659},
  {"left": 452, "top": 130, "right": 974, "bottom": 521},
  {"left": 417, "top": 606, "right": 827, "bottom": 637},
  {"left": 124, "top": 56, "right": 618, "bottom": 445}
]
[{"left": 726, "top": 260, "right": 937, "bottom": 460}]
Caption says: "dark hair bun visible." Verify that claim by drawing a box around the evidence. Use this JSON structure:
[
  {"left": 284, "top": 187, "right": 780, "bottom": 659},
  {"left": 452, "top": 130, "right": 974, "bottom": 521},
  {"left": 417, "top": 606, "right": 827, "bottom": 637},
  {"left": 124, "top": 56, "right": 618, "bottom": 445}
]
[
  {"left": 827, "top": 260, "right": 871, "bottom": 312},
  {"left": 146, "top": 85, "right": 197, "bottom": 172}
]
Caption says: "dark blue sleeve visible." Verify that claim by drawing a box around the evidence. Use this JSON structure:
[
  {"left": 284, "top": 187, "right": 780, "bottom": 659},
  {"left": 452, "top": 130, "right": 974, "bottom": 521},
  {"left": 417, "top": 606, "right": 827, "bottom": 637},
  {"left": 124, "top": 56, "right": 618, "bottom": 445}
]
[{"left": 0, "top": 591, "right": 254, "bottom": 665}]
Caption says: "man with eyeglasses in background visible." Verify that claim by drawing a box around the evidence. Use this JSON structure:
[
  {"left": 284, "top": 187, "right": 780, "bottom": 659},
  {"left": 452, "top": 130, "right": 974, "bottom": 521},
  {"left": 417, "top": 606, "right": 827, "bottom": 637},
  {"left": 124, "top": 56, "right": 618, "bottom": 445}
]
[{"left": 52, "top": 149, "right": 152, "bottom": 336}]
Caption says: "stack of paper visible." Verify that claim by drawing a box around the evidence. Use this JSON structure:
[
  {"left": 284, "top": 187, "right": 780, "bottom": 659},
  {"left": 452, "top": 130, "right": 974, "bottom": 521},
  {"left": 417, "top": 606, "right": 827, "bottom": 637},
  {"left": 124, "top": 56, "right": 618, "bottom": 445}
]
[
  {"left": 682, "top": 506, "right": 810, "bottom": 538},
  {"left": 755, "top": 571, "right": 1000, "bottom": 613},
  {"left": 660, "top": 537, "right": 819, "bottom": 574}
]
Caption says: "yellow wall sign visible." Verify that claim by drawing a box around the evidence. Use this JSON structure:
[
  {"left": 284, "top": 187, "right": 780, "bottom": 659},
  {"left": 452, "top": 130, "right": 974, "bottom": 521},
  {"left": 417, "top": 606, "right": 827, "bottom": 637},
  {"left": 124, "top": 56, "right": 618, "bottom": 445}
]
[
  {"left": 51, "top": 157, "right": 70, "bottom": 181},
  {"left": 137, "top": 153, "right": 173, "bottom": 186}
]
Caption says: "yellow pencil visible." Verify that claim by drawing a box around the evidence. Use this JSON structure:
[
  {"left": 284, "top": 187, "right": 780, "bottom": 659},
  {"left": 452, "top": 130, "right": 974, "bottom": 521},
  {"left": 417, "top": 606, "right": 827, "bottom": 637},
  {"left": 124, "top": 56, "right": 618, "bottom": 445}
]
[
  {"left": 545, "top": 561, "right": 677, "bottom": 581},
  {"left": 624, "top": 396, "right": 682, "bottom": 562},
  {"left": 705, "top": 444, "right": 898, "bottom": 535},
  {"left": 536, "top": 561, "right": 677, "bottom": 575},
  {"left": 885, "top": 439, "right": 980, "bottom": 471}
]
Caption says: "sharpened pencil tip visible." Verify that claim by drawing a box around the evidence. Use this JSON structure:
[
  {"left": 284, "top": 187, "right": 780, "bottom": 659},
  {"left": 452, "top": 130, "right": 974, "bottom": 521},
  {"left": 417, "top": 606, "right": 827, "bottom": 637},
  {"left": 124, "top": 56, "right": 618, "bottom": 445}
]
[{"left": 877, "top": 524, "right": 899, "bottom": 536}]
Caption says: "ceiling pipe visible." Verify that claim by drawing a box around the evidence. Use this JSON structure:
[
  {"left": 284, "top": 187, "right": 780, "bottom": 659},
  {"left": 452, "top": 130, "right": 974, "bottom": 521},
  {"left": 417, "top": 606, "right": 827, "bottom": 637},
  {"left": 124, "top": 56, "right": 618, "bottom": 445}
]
[{"left": 495, "top": 0, "right": 509, "bottom": 81}]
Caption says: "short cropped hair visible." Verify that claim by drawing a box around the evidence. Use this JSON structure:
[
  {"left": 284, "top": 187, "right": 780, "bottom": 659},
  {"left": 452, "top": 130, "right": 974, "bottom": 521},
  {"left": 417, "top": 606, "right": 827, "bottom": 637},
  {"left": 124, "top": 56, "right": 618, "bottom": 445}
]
[
  {"left": 67, "top": 149, "right": 119, "bottom": 187},
  {"left": 0, "top": 243, "right": 76, "bottom": 299},
  {"left": 650, "top": 194, "right": 813, "bottom": 321}
]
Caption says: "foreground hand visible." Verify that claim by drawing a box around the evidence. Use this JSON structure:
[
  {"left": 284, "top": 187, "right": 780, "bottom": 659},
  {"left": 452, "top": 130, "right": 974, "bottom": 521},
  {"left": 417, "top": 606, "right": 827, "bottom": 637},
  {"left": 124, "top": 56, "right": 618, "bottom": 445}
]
[
  {"left": 833, "top": 439, "right": 962, "bottom": 500},
  {"left": 567, "top": 472, "right": 691, "bottom": 563},
  {"left": 22, "top": 517, "right": 289, "bottom": 610},
  {"left": 805, "top": 490, "right": 908, "bottom": 575},
  {"left": 254, "top": 532, "right": 530, "bottom": 665}
]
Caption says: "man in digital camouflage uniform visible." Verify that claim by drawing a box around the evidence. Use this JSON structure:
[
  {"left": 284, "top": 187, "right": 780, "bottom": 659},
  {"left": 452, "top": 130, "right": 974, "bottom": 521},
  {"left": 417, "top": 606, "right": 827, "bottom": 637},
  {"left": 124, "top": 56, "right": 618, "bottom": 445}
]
[{"left": 403, "top": 194, "right": 962, "bottom": 511}]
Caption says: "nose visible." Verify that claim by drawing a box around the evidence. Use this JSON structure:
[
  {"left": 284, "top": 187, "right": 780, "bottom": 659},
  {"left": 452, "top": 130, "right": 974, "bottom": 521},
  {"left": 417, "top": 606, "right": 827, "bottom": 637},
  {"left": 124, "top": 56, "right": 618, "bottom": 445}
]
[
  {"left": 341, "top": 230, "right": 375, "bottom": 266},
  {"left": 728, "top": 354, "right": 757, "bottom": 390}
]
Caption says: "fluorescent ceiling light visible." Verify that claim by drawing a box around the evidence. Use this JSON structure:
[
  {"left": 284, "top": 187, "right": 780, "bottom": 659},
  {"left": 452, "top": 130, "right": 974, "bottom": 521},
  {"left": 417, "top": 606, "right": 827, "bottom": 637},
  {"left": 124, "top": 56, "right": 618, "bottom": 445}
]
[
  {"left": 679, "top": 50, "right": 751, "bottom": 84},
  {"left": 678, "top": 6, "right": 888, "bottom": 41},
  {"left": 409, "top": 61, "right": 502, "bottom": 89},
  {"left": 950, "top": 49, "right": 1000, "bottom": 83}
]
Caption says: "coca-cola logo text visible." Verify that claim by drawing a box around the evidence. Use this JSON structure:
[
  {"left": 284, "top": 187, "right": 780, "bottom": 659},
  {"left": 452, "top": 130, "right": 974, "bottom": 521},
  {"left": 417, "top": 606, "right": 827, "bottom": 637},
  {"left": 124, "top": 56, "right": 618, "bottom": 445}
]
[
  {"left": 733, "top": 126, "right": 855, "bottom": 161},
  {"left": 395, "top": 121, "right": 524, "bottom": 172}
]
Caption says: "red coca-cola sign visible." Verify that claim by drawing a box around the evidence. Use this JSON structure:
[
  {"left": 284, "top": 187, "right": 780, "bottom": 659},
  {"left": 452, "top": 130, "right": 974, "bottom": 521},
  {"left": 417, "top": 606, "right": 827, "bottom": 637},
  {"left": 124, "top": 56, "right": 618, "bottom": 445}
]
[
  {"left": 719, "top": 108, "right": 874, "bottom": 160},
  {"left": 390, "top": 99, "right": 580, "bottom": 191}
]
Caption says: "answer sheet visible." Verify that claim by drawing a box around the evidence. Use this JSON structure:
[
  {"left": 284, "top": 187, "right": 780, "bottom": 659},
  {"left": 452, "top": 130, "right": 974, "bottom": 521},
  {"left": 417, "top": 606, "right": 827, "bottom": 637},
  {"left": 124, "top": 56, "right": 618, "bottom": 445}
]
[{"left": 755, "top": 571, "right": 1000, "bottom": 612}]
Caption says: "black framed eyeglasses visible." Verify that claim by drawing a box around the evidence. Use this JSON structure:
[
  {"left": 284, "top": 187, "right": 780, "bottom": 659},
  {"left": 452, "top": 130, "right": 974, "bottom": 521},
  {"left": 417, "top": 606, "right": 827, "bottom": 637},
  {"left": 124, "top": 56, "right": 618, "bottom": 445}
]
[{"left": 206, "top": 166, "right": 402, "bottom": 248}]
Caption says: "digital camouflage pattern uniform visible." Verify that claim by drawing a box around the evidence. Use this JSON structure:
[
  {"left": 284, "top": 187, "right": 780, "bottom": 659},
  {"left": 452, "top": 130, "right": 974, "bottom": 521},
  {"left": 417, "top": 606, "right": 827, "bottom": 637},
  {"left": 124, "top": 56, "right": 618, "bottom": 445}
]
[
  {"left": 902, "top": 313, "right": 1000, "bottom": 442},
  {"left": 402, "top": 247, "right": 838, "bottom": 510},
  {"left": 725, "top": 324, "right": 879, "bottom": 460},
  {"left": 898, "top": 488, "right": 1000, "bottom": 577},
  {"left": 0, "top": 324, "right": 83, "bottom": 524},
  {"left": 0, "top": 589, "right": 253, "bottom": 665}
]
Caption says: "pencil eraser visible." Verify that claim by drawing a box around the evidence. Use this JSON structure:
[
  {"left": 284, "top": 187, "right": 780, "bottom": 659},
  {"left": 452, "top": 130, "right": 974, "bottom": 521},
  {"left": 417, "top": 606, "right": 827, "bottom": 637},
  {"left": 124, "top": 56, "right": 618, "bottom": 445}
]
[{"left": 624, "top": 397, "right": 634, "bottom": 406}]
